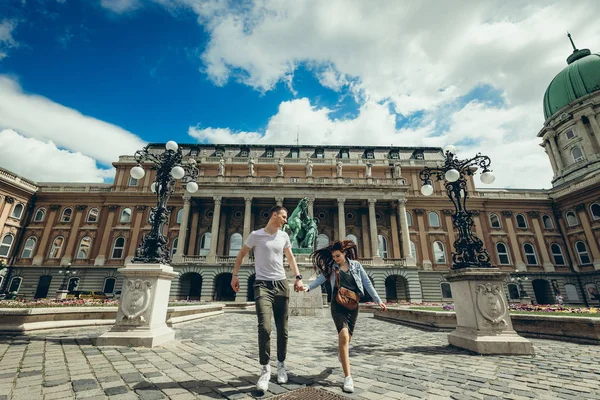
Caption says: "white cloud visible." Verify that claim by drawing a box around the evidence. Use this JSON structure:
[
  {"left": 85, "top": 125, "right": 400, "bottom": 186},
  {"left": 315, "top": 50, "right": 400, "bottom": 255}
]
[
  {"left": 100, "top": 0, "right": 141, "bottom": 14},
  {"left": 0, "top": 20, "right": 18, "bottom": 60},
  {"left": 0, "top": 75, "right": 145, "bottom": 166},
  {"left": 0, "top": 129, "right": 115, "bottom": 182}
]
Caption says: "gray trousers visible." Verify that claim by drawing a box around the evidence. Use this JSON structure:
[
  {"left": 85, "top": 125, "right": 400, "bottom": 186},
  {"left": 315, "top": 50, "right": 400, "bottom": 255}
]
[{"left": 254, "top": 279, "right": 289, "bottom": 365}]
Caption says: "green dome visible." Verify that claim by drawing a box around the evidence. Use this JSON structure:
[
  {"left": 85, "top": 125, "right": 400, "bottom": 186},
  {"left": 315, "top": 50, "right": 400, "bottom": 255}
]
[{"left": 543, "top": 47, "right": 600, "bottom": 120}]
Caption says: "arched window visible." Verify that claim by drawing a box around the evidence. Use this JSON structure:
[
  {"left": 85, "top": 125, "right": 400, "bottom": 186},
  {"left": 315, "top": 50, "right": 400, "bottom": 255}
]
[
  {"left": 76, "top": 236, "right": 92, "bottom": 259},
  {"left": 120, "top": 208, "right": 132, "bottom": 223},
  {"left": 575, "top": 241, "right": 591, "bottom": 265},
  {"left": 515, "top": 214, "right": 528, "bottom": 229},
  {"left": 440, "top": 282, "right": 452, "bottom": 299},
  {"left": 21, "top": 237, "right": 36, "bottom": 258},
  {"left": 103, "top": 277, "right": 116, "bottom": 294},
  {"left": 489, "top": 213, "right": 501, "bottom": 228},
  {"left": 60, "top": 208, "right": 72, "bottom": 223},
  {"left": 571, "top": 146, "right": 584, "bottom": 162},
  {"left": 428, "top": 211, "right": 440, "bottom": 228},
  {"left": 8, "top": 277, "right": 22, "bottom": 293},
  {"left": 378, "top": 235, "right": 389, "bottom": 258},
  {"left": 176, "top": 209, "right": 183, "bottom": 224},
  {"left": 566, "top": 211, "right": 578, "bottom": 227},
  {"left": 542, "top": 215, "right": 554, "bottom": 229},
  {"left": 48, "top": 236, "right": 64, "bottom": 259},
  {"left": 523, "top": 243, "right": 538, "bottom": 265},
  {"left": 33, "top": 208, "right": 46, "bottom": 222},
  {"left": 11, "top": 204, "right": 24, "bottom": 219},
  {"left": 507, "top": 283, "right": 520, "bottom": 299},
  {"left": 171, "top": 238, "right": 179, "bottom": 257},
  {"left": 590, "top": 203, "right": 600, "bottom": 220},
  {"left": 316, "top": 234, "right": 329, "bottom": 250},
  {"left": 409, "top": 241, "right": 416, "bottom": 259},
  {"left": 199, "top": 232, "right": 211, "bottom": 256},
  {"left": 345, "top": 234, "right": 358, "bottom": 248},
  {"left": 111, "top": 237, "right": 126, "bottom": 259},
  {"left": 228, "top": 233, "right": 243, "bottom": 256},
  {"left": 128, "top": 176, "right": 138, "bottom": 186},
  {"left": 406, "top": 212, "right": 412, "bottom": 227},
  {"left": 67, "top": 277, "right": 80, "bottom": 293},
  {"left": 432, "top": 241, "right": 446, "bottom": 263},
  {"left": 0, "top": 234, "right": 15, "bottom": 257},
  {"left": 87, "top": 208, "right": 99, "bottom": 223},
  {"left": 550, "top": 244, "right": 565, "bottom": 265},
  {"left": 495, "top": 242, "right": 510, "bottom": 265},
  {"left": 564, "top": 284, "right": 579, "bottom": 301}
]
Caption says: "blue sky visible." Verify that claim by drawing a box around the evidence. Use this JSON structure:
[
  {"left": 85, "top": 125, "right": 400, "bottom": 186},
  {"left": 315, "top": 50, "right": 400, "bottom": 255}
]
[{"left": 0, "top": 0, "right": 599, "bottom": 188}]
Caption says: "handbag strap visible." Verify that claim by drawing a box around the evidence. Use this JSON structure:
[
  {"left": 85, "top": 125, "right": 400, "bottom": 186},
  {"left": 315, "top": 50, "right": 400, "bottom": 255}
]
[{"left": 334, "top": 269, "right": 341, "bottom": 289}]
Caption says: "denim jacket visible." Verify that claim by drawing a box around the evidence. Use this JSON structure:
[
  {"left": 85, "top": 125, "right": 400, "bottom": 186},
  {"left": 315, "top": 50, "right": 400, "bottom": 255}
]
[{"left": 307, "top": 259, "right": 382, "bottom": 304}]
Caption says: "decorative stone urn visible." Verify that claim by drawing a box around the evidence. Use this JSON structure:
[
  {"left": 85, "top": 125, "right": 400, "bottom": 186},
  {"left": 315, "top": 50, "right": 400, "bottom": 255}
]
[
  {"left": 97, "top": 263, "right": 178, "bottom": 348},
  {"left": 446, "top": 268, "right": 534, "bottom": 355}
]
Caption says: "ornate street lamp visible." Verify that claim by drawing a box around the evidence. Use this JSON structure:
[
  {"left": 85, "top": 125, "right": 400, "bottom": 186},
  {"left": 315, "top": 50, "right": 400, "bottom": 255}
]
[
  {"left": 130, "top": 141, "right": 199, "bottom": 265},
  {"left": 58, "top": 263, "right": 78, "bottom": 291},
  {"left": 419, "top": 145, "right": 496, "bottom": 269},
  {"left": 511, "top": 276, "right": 529, "bottom": 298}
]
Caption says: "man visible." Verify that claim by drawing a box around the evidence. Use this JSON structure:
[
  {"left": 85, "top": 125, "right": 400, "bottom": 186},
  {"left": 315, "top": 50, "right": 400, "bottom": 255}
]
[{"left": 231, "top": 205, "right": 304, "bottom": 392}]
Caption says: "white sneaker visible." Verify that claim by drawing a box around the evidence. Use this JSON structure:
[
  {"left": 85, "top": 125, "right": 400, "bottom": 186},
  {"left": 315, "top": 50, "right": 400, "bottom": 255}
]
[
  {"left": 277, "top": 361, "right": 288, "bottom": 384},
  {"left": 343, "top": 376, "right": 354, "bottom": 393},
  {"left": 256, "top": 364, "right": 271, "bottom": 392}
]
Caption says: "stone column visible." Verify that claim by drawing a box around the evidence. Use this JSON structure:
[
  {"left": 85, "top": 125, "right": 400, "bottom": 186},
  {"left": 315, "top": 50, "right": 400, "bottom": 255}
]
[
  {"left": 207, "top": 196, "right": 222, "bottom": 263},
  {"left": 307, "top": 197, "right": 315, "bottom": 218},
  {"left": 503, "top": 211, "right": 525, "bottom": 271},
  {"left": 360, "top": 210, "right": 371, "bottom": 257},
  {"left": 188, "top": 206, "right": 200, "bottom": 256},
  {"left": 585, "top": 112, "right": 600, "bottom": 149},
  {"left": 546, "top": 130, "right": 564, "bottom": 171},
  {"left": 93, "top": 205, "right": 119, "bottom": 266},
  {"left": 368, "top": 198, "right": 381, "bottom": 262},
  {"left": 528, "top": 211, "right": 554, "bottom": 272},
  {"left": 32, "top": 205, "right": 60, "bottom": 265},
  {"left": 61, "top": 205, "right": 86, "bottom": 265},
  {"left": 575, "top": 204, "right": 600, "bottom": 270},
  {"left": 127, "top": 206, "right": 146, "bottom": 262},
  {"left": 443, "top": 209, "right": 456, "bottom": 250},
  {"left": 415, "top": 209, "right": 431, "bottom": 269},
  {"left": 389, "top": 209, "right": 400, "bottom": 258},
  {"left": 174, "top": 196, "right": 192, "bottom": 259},
  {"left": 337, "top": 198, "right": 346, "bottom": 240},
  {"left": 397, "top": 199, "right": 413, "bottom": 264},
  {"left": 576, "top": 119, "right": 595, "bottom": 155},
  {"left": 243, "top": 197, "right": 253, "bottom": 242},
  {"left": 275, "top": 197, "right": 284, "bottom": 207},
  {"left": 543, "top": 140, "right": 558, "bottom": 176}
]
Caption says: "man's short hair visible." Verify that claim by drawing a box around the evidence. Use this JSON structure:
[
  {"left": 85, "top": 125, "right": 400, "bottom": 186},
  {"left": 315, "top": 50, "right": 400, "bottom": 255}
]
[{"left": 269, "top": 205, "right": 287, "bottom": 218}]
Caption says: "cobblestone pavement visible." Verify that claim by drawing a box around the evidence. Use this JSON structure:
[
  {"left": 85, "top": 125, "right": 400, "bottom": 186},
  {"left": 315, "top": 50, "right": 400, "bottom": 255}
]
[{"left": 0, "top": 311, "right": 599, "bottom": 400}]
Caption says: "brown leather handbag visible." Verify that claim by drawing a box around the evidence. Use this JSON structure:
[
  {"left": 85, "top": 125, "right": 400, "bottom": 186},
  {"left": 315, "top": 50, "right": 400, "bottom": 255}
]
[{"left": 335, "top": 269, "right": 360, "bottom": 310}]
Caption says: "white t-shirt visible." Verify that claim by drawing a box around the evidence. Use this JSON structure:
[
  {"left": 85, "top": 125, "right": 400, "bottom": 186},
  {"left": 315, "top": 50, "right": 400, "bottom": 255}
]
[{"left": 245, "top": 228, "right": 291, "bottom": 281}]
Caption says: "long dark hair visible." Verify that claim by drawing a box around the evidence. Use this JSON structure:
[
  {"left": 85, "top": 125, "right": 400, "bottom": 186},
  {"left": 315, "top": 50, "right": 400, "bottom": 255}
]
[{"left": 311, "top": 239, "right": 358, "bottom": 279}]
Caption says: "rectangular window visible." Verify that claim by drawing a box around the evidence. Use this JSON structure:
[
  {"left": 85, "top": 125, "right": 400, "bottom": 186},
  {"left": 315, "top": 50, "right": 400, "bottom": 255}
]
[
  {"left": 128, "top": 176, "right": 138, "bottom": 186},
  {"left": 316, "top": 149, "right": 324, "bottom": 158},
  {"left": 266, "top": 149, "right": 274, "bottom": 158},
  {"left": 340, "top": 149, "right": 349, "bottom": 159},
  {"left": 290, "top": 149, "right": 299, "bottom": 158}
]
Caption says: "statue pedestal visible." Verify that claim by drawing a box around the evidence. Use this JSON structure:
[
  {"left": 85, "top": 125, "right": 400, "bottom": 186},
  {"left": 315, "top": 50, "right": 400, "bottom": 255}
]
[
  {"left": 55, "top": 290, "right": 68, "bottom": 300},
  {"left": 446, "top": 268, "right": 534, "bottom": 355},
  {"left": 97, "top": 263, "right": 178, "bottom": 348},
  {"left": 288, "top": 254, "right": 325, "bottom": 317}
]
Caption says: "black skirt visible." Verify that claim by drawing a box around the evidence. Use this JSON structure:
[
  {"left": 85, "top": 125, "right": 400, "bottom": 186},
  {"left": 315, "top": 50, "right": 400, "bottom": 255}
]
[{"left": 331, "top": 289, "right": 359, "bottom": 336}]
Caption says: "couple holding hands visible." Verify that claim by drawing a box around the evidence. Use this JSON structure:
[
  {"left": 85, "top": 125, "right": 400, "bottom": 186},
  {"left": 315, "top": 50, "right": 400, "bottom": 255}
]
[{"left": 230, "top": 205, "right": 386, "bottom": 394}]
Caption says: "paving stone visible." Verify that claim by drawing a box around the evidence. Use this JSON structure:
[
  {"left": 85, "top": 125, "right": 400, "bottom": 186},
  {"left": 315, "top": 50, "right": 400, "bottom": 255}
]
[{"left": 104, "top": 386, "right": 130, "bottom": 396}]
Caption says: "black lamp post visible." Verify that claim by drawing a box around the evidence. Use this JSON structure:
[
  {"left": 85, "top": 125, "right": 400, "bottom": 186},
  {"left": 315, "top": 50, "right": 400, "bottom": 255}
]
[
  {"left": 419, "top": 145, "right": 496, "bottom": 269},
  {"left": 129, "top": 141, "right": 199, "bottom": 265},
  {"left": 58, "top": 263, "right": 77, "bottom": 291},
  {"left": 511, "top": 276, "right": 529, "bottom": 298}
]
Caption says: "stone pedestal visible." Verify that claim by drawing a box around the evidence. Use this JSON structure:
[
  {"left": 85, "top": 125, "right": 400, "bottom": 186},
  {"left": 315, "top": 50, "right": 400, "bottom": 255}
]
[
  {"left": 97, "top": 263, "right": 178, "bottom": 348},
  {"left": 288, "top": 253, "right": 325, "bottom": 317},
  {"left": 519, "top": 296, "right": 533, "bottom": 305},
  {"left": 55, "top": 290, "right": 68, "bottom": 300},
  {"left": 446, "top": 268, "right": 534, "bottom": 355}
]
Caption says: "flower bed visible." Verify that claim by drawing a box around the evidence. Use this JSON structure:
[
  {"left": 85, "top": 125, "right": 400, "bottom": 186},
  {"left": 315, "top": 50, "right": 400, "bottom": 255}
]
[
  {"left": 409, "top": 304, "right": 600, "bottom": 317},
  {"left": 0, "top": 299, "right": 210, "bottom": 308}
]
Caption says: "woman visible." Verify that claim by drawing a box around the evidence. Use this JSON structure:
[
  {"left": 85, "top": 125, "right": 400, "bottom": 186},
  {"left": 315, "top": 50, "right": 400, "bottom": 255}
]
[{"left": 305, "top": 240, "right": 387, "bottom": 393}]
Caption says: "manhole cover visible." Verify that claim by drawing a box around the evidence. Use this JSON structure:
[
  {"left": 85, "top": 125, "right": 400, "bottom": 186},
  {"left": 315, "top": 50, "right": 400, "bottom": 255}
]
[{"left": 271, "top": 387, "right": 349, "bottom": 400}]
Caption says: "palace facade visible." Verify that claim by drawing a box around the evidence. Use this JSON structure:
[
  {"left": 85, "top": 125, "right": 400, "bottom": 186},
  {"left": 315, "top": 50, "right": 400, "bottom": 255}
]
[{"left": 1, "top": 44, "right": 599, "bottom": 306}]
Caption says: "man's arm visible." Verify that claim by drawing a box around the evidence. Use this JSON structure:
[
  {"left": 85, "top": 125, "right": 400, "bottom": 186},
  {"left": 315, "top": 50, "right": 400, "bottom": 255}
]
[
  {"left": 284, "top": 247, "right": 304, "bottom": 291},
  {"left": 231, "top": 245, "right": 251, "bottom": 292}
]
